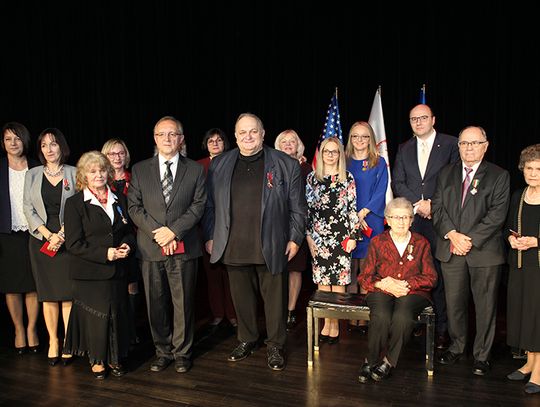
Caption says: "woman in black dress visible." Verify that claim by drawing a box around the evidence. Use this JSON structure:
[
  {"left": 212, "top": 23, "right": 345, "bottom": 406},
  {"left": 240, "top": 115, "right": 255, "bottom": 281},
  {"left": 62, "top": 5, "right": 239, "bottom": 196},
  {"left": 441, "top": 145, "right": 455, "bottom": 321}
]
[
  {"left": 0, "top": 122, "right": 40, "bottom": 354},
  {"left": 23, "top": 128, "right": 76, "bottom": 365},
  {"left": 275, "top": 129, "right": 312, "bottom": 330},
  {"left": 64, "top": 151, "right": 134, "bottom": 379},
  {"left": 505, "top": 144, "right": 540, "bottom": 394}
]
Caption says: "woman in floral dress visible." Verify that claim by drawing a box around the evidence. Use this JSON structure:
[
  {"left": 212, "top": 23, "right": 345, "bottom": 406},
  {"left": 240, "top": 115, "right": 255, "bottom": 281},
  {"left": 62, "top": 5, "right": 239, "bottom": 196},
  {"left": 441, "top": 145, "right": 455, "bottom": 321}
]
[{"left": 306, "top": 137, "right": 359, "bottom": 343}]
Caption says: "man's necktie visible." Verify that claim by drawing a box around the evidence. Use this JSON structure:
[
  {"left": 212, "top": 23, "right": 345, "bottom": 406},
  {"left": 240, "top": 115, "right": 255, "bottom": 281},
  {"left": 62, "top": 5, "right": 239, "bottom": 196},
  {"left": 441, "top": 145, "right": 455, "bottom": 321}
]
[
  {"left": 461, "top": 167, "right": 473, "bottom": 207},
  {"left": 418, "top": 141, "right": 429, "bottom": 179},
  {"left": 162, "top": 160, "right": 173, "bottom": 204}
]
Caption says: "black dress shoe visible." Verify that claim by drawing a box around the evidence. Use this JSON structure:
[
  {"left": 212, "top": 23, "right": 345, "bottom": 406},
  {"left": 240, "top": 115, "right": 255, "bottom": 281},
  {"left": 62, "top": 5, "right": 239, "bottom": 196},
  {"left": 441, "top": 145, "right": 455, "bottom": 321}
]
[
  {"left": 286, "top": 310, "right": 297, "bottom": 331},
  {"left": 472, "top": 360, "right": 490, "bottom": 376},
  {"left": 435, "top": 333, "right": 450, "bottom": 350},
  {"left": 267, "top": 346, "right": 286, "bottom": 371},
  {"left": 110, "top": 364, "right": 127, "bottom": 377},
  {"left": 174, "top": 358, "right": 192, "bottom": 373},
  {"left": 358, "top": 362, "right": 372, "bottom": 383},
  {"left": 525, "top": 381, "right": 540, "bottom": 394},
  {"left": 371, "top": 360, "right": 392, "bottom": 381},
  {"left": 228, "top": 341, "right": 259, "bottom": 362},
  {"left": 327, "top": 335, "right": 340, "bottom": 345},
  {"left": 28, "top": 345, "right": 40, "bottom": 354},
  {"left": 438, "top": 350, "right": 462, "bottom": 365},
  {"left": 61, "top": 355, "right": 73, "bottom": 366},
  {"left": 507, "top": 369, "right": 531, "bottom": 381},
  {"left": 15, "top": 346, "right": 27, "bottom": 355},
  {"left": 48, "top": 356, "right": 60, "bottom": 366},
  {"left": 150, "top": 357, "right": 173, "bottom": 372},
  {"left": 92, "top": 368, "right": 107, "bottom": 380},
  {"left": 319, "top": 334, "right": 329, "bottom": 343}
]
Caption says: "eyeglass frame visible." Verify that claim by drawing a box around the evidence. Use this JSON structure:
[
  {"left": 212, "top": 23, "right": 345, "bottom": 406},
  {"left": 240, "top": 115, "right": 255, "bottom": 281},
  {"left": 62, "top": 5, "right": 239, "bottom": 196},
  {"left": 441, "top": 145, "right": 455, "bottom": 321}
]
[
  {"left": 457, "top": 140, "right": 488, "bottom": 148},
  {"left": 154, "top": 132, "right": 182, "bottom": 139},
  {"left": 409, "top": 115, "right": 431, "bottom": 124},
  {"left": 350, "top": 134, "right": 371, "bottom": 140},
  {"left": 106, "top": 151, "right": 126, "bottom": 158},
  {"left": 386, "top": 215, "right": 413, "bottom": 222},
  {"left": 322, "top": 149, "right": 340, "bottom": 157}
]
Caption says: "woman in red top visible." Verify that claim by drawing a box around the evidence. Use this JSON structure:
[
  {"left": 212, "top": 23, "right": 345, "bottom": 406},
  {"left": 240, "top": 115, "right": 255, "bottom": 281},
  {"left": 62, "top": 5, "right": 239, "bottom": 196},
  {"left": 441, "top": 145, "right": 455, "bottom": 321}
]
[{"left": 358, "top": 197, "right": 437, "bottom": 382}]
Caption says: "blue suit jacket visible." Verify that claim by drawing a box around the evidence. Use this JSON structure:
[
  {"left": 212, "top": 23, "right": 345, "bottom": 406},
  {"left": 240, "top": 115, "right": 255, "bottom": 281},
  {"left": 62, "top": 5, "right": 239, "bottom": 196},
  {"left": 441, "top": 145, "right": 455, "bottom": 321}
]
[{"left": 203, "top": 146, "right": 307, "bottom": 275}]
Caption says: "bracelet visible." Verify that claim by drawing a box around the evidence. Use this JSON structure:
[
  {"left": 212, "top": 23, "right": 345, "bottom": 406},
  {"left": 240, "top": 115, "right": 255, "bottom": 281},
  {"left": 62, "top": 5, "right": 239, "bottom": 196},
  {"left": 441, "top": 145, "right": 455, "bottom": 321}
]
[{"left": 58, "top": 231, "right": 65, "bottom": 239}]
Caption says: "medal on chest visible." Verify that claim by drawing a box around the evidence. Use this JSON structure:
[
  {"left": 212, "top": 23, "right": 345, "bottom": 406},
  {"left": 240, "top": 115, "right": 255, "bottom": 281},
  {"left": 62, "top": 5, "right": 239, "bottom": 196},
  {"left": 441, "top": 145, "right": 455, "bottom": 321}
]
[
  {"left": 470, "top": 179, "right": 479, "bottom": 195},
  {"left": 406, "top": 244, "right": 414, "bottom": 261}
]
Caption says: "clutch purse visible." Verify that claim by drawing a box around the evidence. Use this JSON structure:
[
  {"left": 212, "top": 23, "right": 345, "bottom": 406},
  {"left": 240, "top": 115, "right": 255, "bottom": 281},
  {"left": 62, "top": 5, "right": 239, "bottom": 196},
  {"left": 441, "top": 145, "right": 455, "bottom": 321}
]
[
  {"left": 40, "top": 242, "right": 58, "bottom": 257},
  {"left": 161, "top": 241, "right": 185, "bottom": 256}
]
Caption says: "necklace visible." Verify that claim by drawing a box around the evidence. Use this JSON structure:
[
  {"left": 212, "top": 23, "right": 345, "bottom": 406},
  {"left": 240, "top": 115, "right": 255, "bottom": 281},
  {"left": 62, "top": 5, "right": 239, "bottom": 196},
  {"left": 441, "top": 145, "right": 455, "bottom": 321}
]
[
  {"left": 44, "top": 165, "right": 64, "bottom": 177},
  {"left": 89, "top": 188, "right": 108, "bottom": 205}
]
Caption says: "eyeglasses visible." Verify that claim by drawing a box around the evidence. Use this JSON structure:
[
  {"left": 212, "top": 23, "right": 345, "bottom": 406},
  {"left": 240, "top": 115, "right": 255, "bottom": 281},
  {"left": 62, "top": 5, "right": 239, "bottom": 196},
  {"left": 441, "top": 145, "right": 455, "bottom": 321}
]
[
  {"left": 386, "top": 215, "right": 413, "bottom": 222},
  {"left": 322, "top": 149, "right": 339, "bottom": 156},
  {"left": 350, "top": 134, "right": 370, "bottom": 140},
  {"left": 107, "top": 152, "right": 126, "bottom": 158},
  {"left": 155, "top": 132, "right": 181, "bottom": 138},
  {"left": 207, "top": 138, "right": 224, "bottom": 144},
  {"left": 409, "top": 115, "right": 431, "bottom": 123},
  {"left": 457, "top": 140, "right": 488, "bottom": 148}
]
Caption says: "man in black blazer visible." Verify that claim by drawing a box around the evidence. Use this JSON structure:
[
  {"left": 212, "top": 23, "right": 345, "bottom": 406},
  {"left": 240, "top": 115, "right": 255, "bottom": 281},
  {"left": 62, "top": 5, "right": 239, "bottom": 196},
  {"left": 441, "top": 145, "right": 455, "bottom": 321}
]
[
  {"left": 392, "top": 104, "right": 459, "bottom": 348},
  {"left": 203, "top": 113, "right": 307, "bottom": 371},
  {"left": 128, "top": 116, "right": 206, "bottom": 374},
  {"left": 432, "top": 126, "right": 510, "bottom": 376}
]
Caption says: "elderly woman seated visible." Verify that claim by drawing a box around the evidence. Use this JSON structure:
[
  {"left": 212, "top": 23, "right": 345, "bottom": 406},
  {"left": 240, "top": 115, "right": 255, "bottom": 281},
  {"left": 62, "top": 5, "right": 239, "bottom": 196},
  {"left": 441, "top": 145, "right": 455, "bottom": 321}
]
[{"left": 357, "top": 197, "right": 437, "bottom": 382}]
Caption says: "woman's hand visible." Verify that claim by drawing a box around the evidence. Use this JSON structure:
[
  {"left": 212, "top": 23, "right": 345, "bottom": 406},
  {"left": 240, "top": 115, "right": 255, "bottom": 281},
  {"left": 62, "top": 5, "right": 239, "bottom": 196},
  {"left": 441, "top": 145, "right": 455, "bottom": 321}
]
[
  {"left": 512, "top": 236, "right": 539, "bottom": 251},
  {"left": 48, "top": 232, "right": 65, "bottom": 251},
  {"left": 377, "top": 276, "right": 410, "bottom": 297},
  {"left": 107, "top": 244, "right": 131, "bottom": 261},
  {"left": 306, "top": 235, "right": 318, "bottom": 257},
  {"left": 345, "top": 238, "right": 357, "bottom": 253}
]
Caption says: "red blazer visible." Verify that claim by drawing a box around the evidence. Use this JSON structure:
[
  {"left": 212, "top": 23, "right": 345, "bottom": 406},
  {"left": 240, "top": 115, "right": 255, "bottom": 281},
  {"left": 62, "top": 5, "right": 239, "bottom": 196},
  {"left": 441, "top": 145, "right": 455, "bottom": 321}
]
[{"left": 358, "top": 230, "right": 437, "bottom": 301}]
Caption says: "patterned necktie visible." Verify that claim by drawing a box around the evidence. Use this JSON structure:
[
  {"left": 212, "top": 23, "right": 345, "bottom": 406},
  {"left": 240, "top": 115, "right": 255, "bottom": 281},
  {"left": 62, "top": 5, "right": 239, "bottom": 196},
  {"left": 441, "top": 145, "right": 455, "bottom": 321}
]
[
  {"left": 461, "top": 167, "right": 473, "bottom": 206},
  {"left": 418, "top": 141, "right": 429, "bottom": 179},
  {"left": 162, "top": 160, "right": 173, "bottom": 204}
]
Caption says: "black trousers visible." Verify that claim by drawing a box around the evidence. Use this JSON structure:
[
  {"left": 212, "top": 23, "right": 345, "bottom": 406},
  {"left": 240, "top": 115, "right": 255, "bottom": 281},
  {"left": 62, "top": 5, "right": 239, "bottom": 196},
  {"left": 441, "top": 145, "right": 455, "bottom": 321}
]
[
  {"left": 366, "top": 292, "right": 430, "bottom": 367},
  {"left": 441, "top": 256, "right": 500, "bottom": 361},
  {"left": 141, "top": 257, "right": 197, "bottom": 360},
  {"left": 227, "top": 265, "right": 286, "bottom": 349}
]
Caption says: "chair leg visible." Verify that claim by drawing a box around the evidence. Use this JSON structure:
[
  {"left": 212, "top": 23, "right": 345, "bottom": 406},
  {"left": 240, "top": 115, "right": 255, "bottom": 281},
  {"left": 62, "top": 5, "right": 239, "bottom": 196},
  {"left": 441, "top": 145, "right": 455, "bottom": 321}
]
[
  {"left": 307, "top": 306, "right": 313, "bottom": 367},
  {"left": 425, "top": 314, "right": 434, "bottom": 376}
]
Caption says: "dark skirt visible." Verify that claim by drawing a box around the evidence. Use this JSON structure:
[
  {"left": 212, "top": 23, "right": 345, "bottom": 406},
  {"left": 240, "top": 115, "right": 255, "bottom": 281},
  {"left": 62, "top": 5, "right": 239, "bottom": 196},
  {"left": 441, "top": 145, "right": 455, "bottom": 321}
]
[
  {"left": 287, "top": 240, "right": 309, "bottom": 272},
  {"left": 0, "top": 231, "right": 36, "bottom": 293},
  {"left": 507, "top": 264, "right": 540, "bottom": 352},
  {"left": 64, "top": 275, "right": 130, "bottom": 365},
  {"left": 28, "top": 235, "right": 72, "bottom": 302}
]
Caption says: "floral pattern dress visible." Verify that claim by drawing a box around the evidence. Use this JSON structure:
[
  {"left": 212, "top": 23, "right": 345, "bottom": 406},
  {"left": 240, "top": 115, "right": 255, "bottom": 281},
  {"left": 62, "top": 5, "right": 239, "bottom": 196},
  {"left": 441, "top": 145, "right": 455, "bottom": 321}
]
[{"left": 306, "top": 171, "right": 359, "bottom": 285}]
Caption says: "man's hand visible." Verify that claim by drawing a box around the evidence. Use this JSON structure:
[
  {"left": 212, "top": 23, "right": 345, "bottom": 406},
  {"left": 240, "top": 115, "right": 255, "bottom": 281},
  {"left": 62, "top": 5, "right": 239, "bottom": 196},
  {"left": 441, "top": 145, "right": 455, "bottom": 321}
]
[
  {"left": 448, "top": 230, "right": 472, "bottom": 255},
  {"left": 205, "top": 240, "right": 213, "bottom": 255},
  {"left": 152, "top": 226, "right": 176, "bottom": 247},
  {"left": 415, "top": 199, "right": 431, "bottom": 219},
  {"left": 162, "top": 240, "right": 178, "bottom": 256},
  {"left": 285, "top": 241, "right": 300, "bottom": 261}
]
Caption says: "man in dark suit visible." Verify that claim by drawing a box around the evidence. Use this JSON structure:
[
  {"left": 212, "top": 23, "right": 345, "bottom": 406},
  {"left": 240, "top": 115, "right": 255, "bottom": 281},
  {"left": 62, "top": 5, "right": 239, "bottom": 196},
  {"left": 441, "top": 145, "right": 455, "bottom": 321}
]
[
  {"left": 392, "top": 104, "right": 459, "bottom": 348},
  {"left": 203, "top": 113, "right": 307, "bottom": 371},
  {"left": 128, "top": 116, "right": 206, "bottom": 374},
  {"left": 432, "top": 126, "right": 510, "bottom": 376}
]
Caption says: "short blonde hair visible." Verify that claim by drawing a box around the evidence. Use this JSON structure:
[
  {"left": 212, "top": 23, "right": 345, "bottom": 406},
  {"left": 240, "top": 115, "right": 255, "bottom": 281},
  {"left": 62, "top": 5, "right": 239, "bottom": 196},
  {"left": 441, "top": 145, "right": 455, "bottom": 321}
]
[
  {"left": 274, "top": 129, "right": 305, "bottom": 160},
  {"left": 315, "top": 137, "right": 346, "bottom": 182},
  {"left": 384, "top": 197, "right": 414, "bottom": 217},
  {"left": 101, "top": 138, "right": 131, "bottom": 168},
  {"left": 75, "top": 151, "right": 114, "bottom": 191}
]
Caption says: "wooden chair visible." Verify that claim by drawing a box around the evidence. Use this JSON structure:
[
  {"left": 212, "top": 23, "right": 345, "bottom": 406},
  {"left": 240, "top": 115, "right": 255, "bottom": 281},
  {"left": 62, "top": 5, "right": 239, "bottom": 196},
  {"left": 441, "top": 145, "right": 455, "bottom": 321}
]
[{"left": 306, "top": 290, "right": 435, "bottom": 375}]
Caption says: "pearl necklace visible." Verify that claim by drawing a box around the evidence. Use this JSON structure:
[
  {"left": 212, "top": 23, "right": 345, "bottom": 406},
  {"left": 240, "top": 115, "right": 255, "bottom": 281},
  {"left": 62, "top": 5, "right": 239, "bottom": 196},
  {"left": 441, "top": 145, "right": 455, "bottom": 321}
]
[{"left": 44, "top": 165, "right": 64, "bottom": 177}]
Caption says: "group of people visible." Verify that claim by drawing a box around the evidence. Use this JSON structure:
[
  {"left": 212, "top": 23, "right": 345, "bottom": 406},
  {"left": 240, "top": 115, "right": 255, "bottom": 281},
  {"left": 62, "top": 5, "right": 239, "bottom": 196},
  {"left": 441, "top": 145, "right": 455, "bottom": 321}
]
[{"left": 0, "top": 106, "right": 538, "bottom": 395}]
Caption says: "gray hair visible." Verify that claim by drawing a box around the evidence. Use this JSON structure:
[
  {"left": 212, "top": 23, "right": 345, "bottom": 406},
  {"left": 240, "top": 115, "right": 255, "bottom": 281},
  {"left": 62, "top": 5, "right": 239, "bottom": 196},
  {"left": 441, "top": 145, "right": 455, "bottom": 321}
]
[{"left": 384, "top": 197, "right": 414, "bottom": 217}]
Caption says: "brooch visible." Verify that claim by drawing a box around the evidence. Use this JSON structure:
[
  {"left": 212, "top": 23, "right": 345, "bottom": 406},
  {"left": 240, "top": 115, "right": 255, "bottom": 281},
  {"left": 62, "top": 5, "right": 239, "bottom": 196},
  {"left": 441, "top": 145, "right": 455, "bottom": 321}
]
[
  {"left": 470, "top": 179, "right": 479, "bottom": 195},
  {"left": 406, "top": 244, "right": 414, "bottom": 261},
  {"left": 116, "top": 206, "right": 128, "bottom": 224},
  {"left": 330, "top": 174, "right": 337, "bottom": 189},
  {"left": 266, "top": 172, "right": 273, "bottom": 189},
  {"left": 63, "top": 178, "right": 70, "bottom": 191}
]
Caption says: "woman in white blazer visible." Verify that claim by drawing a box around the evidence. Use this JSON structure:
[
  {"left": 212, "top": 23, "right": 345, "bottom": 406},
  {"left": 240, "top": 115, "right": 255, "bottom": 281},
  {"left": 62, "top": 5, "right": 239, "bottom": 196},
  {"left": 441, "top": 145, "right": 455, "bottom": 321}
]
[{"left": 23, "top": 128, "right": 76, "bottom": 366}]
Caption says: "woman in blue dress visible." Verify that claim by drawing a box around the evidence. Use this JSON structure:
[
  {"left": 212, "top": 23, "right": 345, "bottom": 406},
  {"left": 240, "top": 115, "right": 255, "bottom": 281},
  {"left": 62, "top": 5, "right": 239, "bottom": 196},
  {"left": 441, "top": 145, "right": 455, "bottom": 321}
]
[{"left": 345, "top": 121, "right": 388, "bottom": 330}]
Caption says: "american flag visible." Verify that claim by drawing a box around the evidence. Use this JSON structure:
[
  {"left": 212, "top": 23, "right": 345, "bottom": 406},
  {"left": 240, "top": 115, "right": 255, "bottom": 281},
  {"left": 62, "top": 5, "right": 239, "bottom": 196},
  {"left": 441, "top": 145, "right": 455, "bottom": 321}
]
[{"left": 312, "top": 89, "right": 343, "bottom": 169}]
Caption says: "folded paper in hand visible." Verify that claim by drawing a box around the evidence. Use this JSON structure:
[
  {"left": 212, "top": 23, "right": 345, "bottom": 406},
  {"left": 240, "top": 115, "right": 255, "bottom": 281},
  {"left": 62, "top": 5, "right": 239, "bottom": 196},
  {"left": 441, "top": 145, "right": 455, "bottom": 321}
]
[
  {"left": 161, "top": 241, "right": 185, "bottom": 256},
  {"left": 40, "top": 242, "right": 58, "bottom": 257}
]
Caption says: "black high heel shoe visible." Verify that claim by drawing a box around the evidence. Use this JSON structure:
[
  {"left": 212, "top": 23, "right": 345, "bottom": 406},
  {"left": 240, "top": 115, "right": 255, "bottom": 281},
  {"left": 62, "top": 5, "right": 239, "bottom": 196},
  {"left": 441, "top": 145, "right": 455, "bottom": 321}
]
[
  {"left": 319, "top": 333, "right": 329, "bottom": 343},
  {"left": 48, "top": 356, "right": 60, "bottom": 366},
  {"left": 61, "top": 354, "right": 73, "bottom": 366},
  {"left": 15, "top": 346, "right": 28, "bottom": 355},
  {"left": 28, "top": 345, "right": 40, "bottom": 354},
  {"left": 328, "top": 334, "right": 340, "bottom": 345}
]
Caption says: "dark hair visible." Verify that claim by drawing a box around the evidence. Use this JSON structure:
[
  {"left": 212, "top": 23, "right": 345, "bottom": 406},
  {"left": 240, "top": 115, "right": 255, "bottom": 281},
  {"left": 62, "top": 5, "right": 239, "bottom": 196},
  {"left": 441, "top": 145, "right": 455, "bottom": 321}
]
[
  {"left": 36, "top": 128, "right": 70, "bottom": 165},
  {"left": 518, "top": 143, "right": 540, "bottom": 171},
  {"left": 1, "top": 122, "right": 32, "bottom": 156},
  {"left": 201, "top": 128, "right": 229, "bottom": 151}
]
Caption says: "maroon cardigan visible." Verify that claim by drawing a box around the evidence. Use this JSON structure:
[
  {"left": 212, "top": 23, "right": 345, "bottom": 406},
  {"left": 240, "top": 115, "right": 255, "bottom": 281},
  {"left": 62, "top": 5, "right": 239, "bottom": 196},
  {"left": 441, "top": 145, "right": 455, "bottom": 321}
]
[{"left": 358, "top": 230, "right": 437, "bottom": 301}]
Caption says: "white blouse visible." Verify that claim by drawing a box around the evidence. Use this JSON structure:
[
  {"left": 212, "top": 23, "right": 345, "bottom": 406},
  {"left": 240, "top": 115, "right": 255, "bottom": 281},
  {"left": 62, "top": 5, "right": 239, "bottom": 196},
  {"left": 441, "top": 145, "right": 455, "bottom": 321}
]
[{"left": 9, "top": 167, "right": 29, "bottom": 232}]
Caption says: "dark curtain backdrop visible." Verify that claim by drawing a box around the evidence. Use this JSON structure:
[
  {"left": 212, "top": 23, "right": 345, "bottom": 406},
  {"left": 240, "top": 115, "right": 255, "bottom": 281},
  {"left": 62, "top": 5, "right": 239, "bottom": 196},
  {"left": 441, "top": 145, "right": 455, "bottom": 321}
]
[{"left": 1, "top": 2, "right": 538, "bottom": 188}]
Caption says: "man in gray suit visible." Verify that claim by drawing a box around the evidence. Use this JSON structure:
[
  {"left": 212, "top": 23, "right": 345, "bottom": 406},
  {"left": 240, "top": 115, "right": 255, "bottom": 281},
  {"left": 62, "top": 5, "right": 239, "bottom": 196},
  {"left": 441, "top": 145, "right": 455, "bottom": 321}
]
[
  {"left": 203, "top": 113, "right": 306, "bottom": 371},
  {"left": 128, "top": 116, "right": 206, "bottom": 374},
  {"left": 432, "top": 126, "right": 510, "bottom": 376}
]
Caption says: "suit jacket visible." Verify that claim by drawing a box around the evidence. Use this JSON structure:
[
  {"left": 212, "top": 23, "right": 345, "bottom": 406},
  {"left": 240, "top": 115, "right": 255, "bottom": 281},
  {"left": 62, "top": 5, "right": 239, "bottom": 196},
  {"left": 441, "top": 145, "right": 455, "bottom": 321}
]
[
  {"left": 431, "top": 160, "right": 510, "bottom": 266},
  {"left": 0, "top": 157, "right": 39, "bottom": 234},
  {"left": 23, "top": 165, "right": 77, "bottom": 239},
  {"left": 64, "top": 190, "right": 135, "bottom": 280},
  {"left": 203, "top": 146, "right": 307, "bottom": 275},
  {"left": 128, "top": 154, "right": 206, "bottom": 262},
  {"left": 358, "top": 230, "right": 437, "bottom": 301}
]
